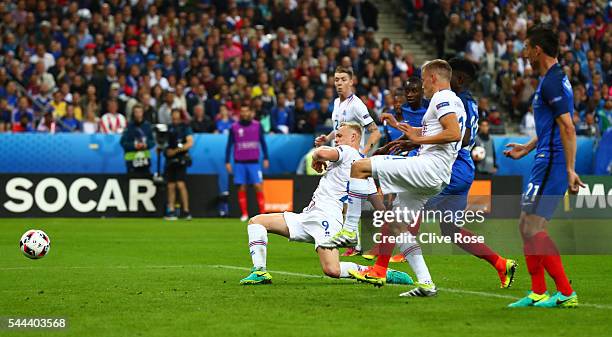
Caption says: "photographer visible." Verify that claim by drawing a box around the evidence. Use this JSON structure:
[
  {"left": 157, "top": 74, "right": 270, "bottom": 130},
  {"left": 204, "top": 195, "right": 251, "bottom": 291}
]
[
  {"left": 120, "top": 104, "right": 155, "bottom": 177},
  {"left": 164, "top": 108, "right": 194, "bottom": 220}
]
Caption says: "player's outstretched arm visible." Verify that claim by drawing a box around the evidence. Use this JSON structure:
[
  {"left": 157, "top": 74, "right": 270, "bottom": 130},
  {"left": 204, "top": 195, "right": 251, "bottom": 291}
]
[
  {"left": 363, "top": 122, "right": 381, "bottom": 154},
  {"left": 315, "top": 130, "right": 335, "bottom": 147},
  {"left": 312, "top": 146, "right": 340, "bottom": 162},
  {"left": 398, "top": 113, "right": 461, "bottom": 144},
  {"left": 556, "top": 113, "right": 585, "bottom": 194},
  {"left": 503, "top": 137, "right": 538, "bottom": 160}
]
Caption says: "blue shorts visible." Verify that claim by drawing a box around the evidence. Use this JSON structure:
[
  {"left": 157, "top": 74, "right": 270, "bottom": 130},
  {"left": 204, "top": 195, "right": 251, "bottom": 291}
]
[
  {"left": 521, "top": 156, "right": 568, "bottom": 220},
  {"left": 425, "top": 159, "right": 474, "bottom": 212},
  {"left": 233, "top": 162, "right": 263, "bottom": 185}
]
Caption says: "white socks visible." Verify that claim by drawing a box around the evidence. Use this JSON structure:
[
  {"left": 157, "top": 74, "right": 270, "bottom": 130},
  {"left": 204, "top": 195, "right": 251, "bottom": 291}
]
[
  {"left": 345, "top": 178, "right": 370, "bottom": 232},
  {"left": 398, "top": 237, "right": 433, "bottom": 284},
  {"left": 339, "top": 262, "right": 366, "bottom": 278},
  {"left": 247, "top": 224, "right": 268, "bottom": 270}
]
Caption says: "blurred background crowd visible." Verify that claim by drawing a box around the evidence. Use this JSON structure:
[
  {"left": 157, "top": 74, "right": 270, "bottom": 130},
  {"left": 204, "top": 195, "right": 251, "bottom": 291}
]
[{"left": 0, "top": 0, "right": 610, "bottom": 138}]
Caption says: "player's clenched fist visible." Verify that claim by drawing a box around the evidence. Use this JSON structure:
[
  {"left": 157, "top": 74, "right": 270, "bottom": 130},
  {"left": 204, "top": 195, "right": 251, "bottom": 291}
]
[{"left": 314, "top": 134, "right": 328, "bottom": 147}]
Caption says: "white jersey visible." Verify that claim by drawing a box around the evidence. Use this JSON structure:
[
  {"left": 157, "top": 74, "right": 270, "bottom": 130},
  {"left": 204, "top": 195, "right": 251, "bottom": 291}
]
[
  {"left": 417, "top": 89, "right": 466, "bottom": 182},
  {"left": 331, "top": 94, "right": 374, "bottom": 149},
  {"left": 307, "top": 145, "right": 373, "bottom": 215}
]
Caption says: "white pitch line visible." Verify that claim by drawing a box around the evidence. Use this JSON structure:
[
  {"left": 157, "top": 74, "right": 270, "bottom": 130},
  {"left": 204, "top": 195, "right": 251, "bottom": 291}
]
[
  {"left": 2, "top": 264, "right": 611, "bottom": 309},
  {"left": 211, "top": 264, "right": 612, "bottom": 309}
]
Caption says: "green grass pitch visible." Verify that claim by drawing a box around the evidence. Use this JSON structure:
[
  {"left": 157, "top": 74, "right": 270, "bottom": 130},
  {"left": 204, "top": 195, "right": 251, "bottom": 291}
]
[{"left": 1, "top": 218, "right": 611, "bottom": 337}]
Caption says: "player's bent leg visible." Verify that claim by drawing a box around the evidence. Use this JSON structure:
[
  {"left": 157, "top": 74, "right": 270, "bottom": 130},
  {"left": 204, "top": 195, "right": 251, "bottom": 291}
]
[
  {"left": 439, "top": 220, "right": 516, "bottom": 288},
  {"left": 316, "top": 247, "right": 342, "bottom": 278},
  {"left": 350, "top": 158, "right": 373, "bottom": 179},
  {"left": 240, "top": 213, "right": 288, "bottom": 285},
  {"left": 249, "top": 213, "right": 290, "bottom": 238},
  {"left": 326, "top": 159, "right": 377, "bottom": 249}
]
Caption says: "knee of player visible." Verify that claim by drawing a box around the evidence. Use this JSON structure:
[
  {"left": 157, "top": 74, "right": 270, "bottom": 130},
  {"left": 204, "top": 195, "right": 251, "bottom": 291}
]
[
  {"left": 350, "top": 159, "right": 371, "bottom": 178},
  {"left": 247, "top": 215, "right": 260, "bottom": 225},
  {"left": 248, "top": 214, "right": 266, "bottom": 226},
  {"left": 322, "top": 264, "right": 340, "bottom": 278},
  {"left": 519, "top": 216, "right": 544, "bottom": 239}
]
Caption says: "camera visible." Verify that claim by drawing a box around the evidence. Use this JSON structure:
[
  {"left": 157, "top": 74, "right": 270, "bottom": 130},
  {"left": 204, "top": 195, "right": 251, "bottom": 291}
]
[{"left": 153, "top": 124, "right": 169, "bottom": 149}]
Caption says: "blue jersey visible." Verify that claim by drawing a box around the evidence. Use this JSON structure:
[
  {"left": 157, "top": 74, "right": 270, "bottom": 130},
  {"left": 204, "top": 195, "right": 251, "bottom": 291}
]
[
  {"left": 399, "top": 101, "right": 427, "bottom": 157},
  {"left": 383, "top": 108, "right": 405, "bottom": 142},
  {"left": 400, "top": 101, "right": 427, "bottom": 127},
  {"left": 533, "top": 63, "right": 573, "bottom": 163},
  {"left": 520, "top": 63, "right": 574, "bottom": 220},
  {"left": 455, "top": 90, "right": 479, "bottom": 172}
]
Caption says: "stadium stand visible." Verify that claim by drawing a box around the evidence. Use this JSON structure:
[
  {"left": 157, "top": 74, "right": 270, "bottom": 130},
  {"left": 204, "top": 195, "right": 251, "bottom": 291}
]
[{"left": 0, "top": 0, "right": 609, "bottom": 138}]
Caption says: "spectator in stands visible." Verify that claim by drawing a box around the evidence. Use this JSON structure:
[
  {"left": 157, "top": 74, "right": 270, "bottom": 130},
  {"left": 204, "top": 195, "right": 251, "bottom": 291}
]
[
  {"left": 120, "top": 104, "right": 155, "bottom": 177},
  {"left": 58, "top": 104, "right": 82, "bottom": 133},
  {"left": 12, "top": 97, "right": 34, "bottom": 132},
  {"left": 37, "top": 112, "right": 56, "bottom": 133},
  {"left": 99, "top": 99, "right": 127, "bottom": 134},
  {"left": 0, "top": 98, "right": 11, "bottom": 132},
  {"left": 13, "top": 113, "right": 34, "bottom": 133},
  {"left": 215, "top": 105, "right": 234, "bottom": 134},
  {"left": 474, "top": 120, "right": 497, "bottom": 175},
  {"left": 576, "top": 112, "right": 599, "bottom": 137},
  {"left": 487, "top": 105, "right": 506, "bottom": 135},
  {"left": 520, "top": 108, "right": 536, "bottom": 138},
  {"left": 50, "top": 90, "right": 67, "bottom": 119},
  {"left": 466, "top": 30, "right": 486, "bottom": 64},
  {"left": 270, "top": 93, "right": 293, "bottom": 134},
  {"left": 157, "top": 90, "right": 175, "bottom": 125},
  {"left": 596, "top": 100, "right": 612, "bottom": 133},
  {"left": 191, "top": 105, "right": 214, "bottom": 133},
  {"left": 82, "top": 108, "right": 99, "bottom": 134}
]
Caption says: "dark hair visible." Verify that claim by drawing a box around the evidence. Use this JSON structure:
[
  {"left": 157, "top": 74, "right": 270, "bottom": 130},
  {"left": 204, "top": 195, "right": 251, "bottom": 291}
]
[
  {"left": 448, "top": 57, "right": 478, "bottom": 80},
  {"left": 334, "top": 65, "right": 354, "bottom": 78},
  {"left": 527, "top": 25, "right": 559, "bottom": 58},
  {"left": 404, "top": 76, "right": 422, "bottom": 89}
]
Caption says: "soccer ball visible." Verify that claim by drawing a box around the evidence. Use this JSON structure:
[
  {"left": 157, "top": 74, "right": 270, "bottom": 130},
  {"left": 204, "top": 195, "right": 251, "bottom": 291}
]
[
  {"left": 19, "top": 230, "right": 51, "bottom": 259},
  {"left": 471, "top": 146, "right": 486, "bottom": 162}
]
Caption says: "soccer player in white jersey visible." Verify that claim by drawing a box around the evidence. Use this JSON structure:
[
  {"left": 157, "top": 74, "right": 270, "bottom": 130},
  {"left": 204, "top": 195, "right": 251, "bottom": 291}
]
[
  {"left": 314, "top": 66, "right": 381, "bottom": 256},
  {"left": 239, "top": 123, "right": 412, "bottom": 286},
  {"left": 315, "top": 66, "right": 381, "bottom": 153},
  {"left": 329, "top": 59, "right": 467, "bottom": 296}
]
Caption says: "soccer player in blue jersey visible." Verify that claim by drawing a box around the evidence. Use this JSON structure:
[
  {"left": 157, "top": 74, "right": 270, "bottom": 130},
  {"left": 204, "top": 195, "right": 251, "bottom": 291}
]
[
  {"left": 505, "top": 25, "right": 584, "bottom": 308},
  {"left": 378, "top": 77, "right": 427, "bottom": 156}
]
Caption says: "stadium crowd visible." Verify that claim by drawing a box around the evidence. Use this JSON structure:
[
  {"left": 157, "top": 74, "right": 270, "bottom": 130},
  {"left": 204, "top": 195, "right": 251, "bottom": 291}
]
[
  {"left": 409, "top": 0, "right": 612, "bottom": 136},
  {"left": 0, "top": 0, "right": 609, "bottom": 138}
]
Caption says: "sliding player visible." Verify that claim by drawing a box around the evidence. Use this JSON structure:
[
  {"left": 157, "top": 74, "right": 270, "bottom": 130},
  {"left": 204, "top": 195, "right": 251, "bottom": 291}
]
[
  {"left": 330, "top": 60, "right": 466, "bottom": 296},
  {"left": 240, "top": 123, "right": 412, "bottom": 286},
  {"left": 505, "top": 25, "right": 583, "bottom": 308}
]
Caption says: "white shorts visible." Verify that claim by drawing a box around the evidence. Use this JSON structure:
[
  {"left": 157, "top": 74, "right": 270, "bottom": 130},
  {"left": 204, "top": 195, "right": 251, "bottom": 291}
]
[
  {"left": 371, "top": 155, "right": 446, "bottom": 213},
  {"left": 283, "top": 206, "right": 343, "bottom": 249},
  {"left": 371, "top": 155, "right": 446, "bottom": 194}
]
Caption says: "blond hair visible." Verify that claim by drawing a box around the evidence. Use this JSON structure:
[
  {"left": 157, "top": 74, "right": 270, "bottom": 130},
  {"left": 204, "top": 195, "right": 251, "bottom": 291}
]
[
  {"left": 421, "top": 59, "right": 452, "bottom": 82},
  {"left": 339, "top": 121, "right": 363, "bottom": 140}
]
